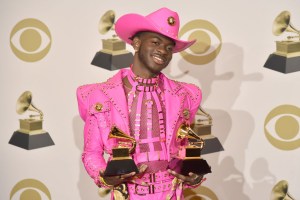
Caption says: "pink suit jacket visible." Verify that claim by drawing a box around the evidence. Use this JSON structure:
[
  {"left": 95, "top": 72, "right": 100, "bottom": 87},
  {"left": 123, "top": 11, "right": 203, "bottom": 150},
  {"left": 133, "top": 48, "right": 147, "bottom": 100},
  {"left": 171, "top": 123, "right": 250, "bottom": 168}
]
[{"left": 76, "top": 69, "right": 202, "bottom": 185}]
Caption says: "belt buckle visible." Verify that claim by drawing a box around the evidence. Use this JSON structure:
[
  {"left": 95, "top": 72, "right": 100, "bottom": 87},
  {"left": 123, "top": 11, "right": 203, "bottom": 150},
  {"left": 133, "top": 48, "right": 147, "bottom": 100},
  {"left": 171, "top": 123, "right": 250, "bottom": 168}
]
[
  {"left": 149, "top": 172, "right": 156, "bottom": 183},
  {"left": 149, "top": 184, "right": 155, "bottom": 194}
]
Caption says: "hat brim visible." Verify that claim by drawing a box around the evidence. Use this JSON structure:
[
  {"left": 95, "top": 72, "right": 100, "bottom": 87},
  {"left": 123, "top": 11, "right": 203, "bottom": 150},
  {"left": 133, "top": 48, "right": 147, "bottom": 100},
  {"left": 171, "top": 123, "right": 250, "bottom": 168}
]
[{"left": 115, "top": 13, "right": 195, "bottom": 53}]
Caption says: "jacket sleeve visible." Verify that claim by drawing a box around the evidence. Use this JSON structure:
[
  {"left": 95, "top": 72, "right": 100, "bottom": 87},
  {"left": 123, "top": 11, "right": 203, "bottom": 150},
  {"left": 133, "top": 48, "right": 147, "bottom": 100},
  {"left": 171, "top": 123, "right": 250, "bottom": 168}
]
[{"left": 76, "top": 84, "right": 107, "bottom": 186}]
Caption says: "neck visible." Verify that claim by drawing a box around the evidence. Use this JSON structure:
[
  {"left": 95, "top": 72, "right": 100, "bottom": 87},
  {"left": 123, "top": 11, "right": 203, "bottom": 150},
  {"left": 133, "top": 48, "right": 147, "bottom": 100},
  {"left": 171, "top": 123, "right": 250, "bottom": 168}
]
[{"left": 131, "top": 65, "right": 160, "bottom": 79}]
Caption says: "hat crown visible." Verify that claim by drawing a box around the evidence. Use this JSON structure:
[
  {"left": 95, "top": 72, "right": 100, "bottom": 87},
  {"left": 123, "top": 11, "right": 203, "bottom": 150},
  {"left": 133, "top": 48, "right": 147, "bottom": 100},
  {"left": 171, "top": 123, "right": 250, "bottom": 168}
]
[
  {"left": 115, "top": 7, "right": 195, "bottom": 53},
  {"left": 146, "top": 7, "right": 180, "bottom": 39}
]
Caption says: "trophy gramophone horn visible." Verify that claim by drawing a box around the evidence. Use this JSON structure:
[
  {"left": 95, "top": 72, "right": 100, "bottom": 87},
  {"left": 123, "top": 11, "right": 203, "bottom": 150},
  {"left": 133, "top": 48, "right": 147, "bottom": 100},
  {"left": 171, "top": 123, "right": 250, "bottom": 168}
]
[
  {"left": 16, "top": 91, "right": 43, "bottom": 120},
  {"left": 109, "top": 126, "right": 136, "bottom": 153},
  {"left": 271, "top": 180, "right": 295, "bottom": 200},
  {"left": 104, "top": 126, "right": 139, "bottom": 176},
  {"left": 177, "top": 124, "right": 204, "bottom": 148},
  {"left": 98, "top": 10, "right": 115, "bottom": 35},
  {"left": 272, "top": 11, "right": 300, "bottom": 37}
]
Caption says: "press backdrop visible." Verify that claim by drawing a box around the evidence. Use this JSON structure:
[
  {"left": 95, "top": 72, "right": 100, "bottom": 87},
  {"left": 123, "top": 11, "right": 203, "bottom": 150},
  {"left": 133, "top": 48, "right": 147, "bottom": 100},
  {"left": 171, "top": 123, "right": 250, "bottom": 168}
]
[{"left": 1, "top": 0, "right": 300, "bottom": 199}]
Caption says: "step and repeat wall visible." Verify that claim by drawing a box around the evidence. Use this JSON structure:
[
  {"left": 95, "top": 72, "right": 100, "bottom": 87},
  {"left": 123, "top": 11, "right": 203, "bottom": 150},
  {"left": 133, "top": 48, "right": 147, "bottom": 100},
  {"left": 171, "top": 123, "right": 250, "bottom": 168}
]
[{"left": 1, "top": 0, "right": 300, "bottom": 199}]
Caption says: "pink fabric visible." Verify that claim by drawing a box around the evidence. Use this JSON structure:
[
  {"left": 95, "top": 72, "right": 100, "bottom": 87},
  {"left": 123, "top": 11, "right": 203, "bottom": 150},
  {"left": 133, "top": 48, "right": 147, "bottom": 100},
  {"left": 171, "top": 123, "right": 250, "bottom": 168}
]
[{"left": 77, "top": 68, "right": 202, "bottom": 198}]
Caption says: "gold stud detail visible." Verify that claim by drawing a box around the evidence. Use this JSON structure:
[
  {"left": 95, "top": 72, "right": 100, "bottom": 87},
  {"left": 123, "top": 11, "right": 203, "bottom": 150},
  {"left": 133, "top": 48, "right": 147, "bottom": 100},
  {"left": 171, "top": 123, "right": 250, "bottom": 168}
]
[
  {"left": 167, "top": 16, "right": 175, "bottom": 26},
  {"left": 183, "top": 109, "right": 190, "bottom": 119},
  {"left": 95, "top": 103, "right": 103, "bottom": 111}
]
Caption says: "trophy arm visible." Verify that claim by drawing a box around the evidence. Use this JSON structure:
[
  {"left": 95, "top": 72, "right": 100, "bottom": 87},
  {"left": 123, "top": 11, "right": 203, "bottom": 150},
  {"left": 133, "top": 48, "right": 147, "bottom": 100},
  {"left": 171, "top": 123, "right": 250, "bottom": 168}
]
[{"left": 129, "top": 141, "right": 136, "bottom": 154}]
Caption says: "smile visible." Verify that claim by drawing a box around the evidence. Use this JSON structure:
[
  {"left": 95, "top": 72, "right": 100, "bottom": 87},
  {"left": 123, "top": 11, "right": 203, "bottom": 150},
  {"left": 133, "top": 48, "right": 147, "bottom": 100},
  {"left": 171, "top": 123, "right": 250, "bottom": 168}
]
[{"left": 153, "top": 54, "right": 166, "bottom": 65}]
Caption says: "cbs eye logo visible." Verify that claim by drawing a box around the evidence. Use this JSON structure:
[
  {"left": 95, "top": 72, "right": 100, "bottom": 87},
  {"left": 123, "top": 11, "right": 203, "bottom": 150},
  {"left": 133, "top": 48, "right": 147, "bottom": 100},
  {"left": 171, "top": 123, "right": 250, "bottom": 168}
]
[
  {"left": 10, "top": 179, "right": 52, "bottom": 200},
  {"left": 264, "top": 104, "right": 300, "bottom": 150},
  {"left": 10, "top": 18, "right": 52, "bottom": 62},
  {"left": 179, "top": 19, "right": 222, "bottom": 65},
  {"left": 184, "top": 186, "right": 219, "bottom": 200}
]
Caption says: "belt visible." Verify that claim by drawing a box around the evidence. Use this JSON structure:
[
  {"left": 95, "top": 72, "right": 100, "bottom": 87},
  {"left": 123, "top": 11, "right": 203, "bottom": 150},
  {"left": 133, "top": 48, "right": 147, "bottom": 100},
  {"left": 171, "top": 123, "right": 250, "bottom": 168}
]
[
  {"left": 127, "top": 170, "right": 174, "bottom": 195},
  {"left": 128, "top": 180, "right": 173, "bottom": 195},
  {"left": 139, "top": 170, "right": 173, "bottom": 183}
]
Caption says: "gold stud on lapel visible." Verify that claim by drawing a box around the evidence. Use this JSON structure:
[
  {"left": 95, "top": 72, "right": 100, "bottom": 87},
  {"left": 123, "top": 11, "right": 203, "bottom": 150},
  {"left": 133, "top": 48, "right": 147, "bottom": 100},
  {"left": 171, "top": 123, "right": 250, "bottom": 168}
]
[
  {"left": 183, "top": 109, "right": 190, "bottom": 119},
  {"left": 167, "top": 16, "right": 175, "bottom": 26},
  {"left": 95, "top": 103, "right": 103, "bottom": 111}
]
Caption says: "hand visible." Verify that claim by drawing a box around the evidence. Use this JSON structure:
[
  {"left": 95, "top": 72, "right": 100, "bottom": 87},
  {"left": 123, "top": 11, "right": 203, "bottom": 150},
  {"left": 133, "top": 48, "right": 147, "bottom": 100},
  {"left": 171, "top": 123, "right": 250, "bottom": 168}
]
[
  {"left": 99, "top": 171, "right": 136, "bottom": 186},
  {"left": 168, "top": 169, "right": 204, "bottom": 185},
  {"left": 99, "top": 164, "right": 148, "bottom": 186}
]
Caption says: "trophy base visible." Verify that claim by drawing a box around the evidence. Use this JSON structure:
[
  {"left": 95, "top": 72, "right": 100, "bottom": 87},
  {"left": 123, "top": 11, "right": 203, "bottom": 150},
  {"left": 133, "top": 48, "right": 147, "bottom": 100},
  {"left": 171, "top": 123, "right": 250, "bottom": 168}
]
[
  {"left": 91, "top": 51, "right": 133, "bottom": 71},
  {"left": 202, "top": 136, "right": 224, "bottom": 155},
  {"left": 168, "top": 158, "right": 212, "bottom": 176},
  {"left": 264, "top": 53, "right": 300, "bottom": 74},
  {"left": 9, "top": 130, "right": 54, "bottom": 150},
  {"left": 104, "top": 159, "right": 139, "bottom": 176}
]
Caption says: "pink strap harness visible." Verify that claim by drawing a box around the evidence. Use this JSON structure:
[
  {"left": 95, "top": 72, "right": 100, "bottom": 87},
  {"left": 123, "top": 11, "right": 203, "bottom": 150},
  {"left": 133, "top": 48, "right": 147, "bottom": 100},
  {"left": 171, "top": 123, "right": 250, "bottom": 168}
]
[{"left": 127, "top": 68, "right": 167, "bottom": 157}]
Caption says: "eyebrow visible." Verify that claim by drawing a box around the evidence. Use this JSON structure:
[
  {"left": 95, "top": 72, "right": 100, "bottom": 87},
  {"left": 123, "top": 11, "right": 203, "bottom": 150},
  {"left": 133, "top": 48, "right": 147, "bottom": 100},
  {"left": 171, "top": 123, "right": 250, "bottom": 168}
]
[{"left": 152, "top": 35, "right": 175, "bottom": 46}]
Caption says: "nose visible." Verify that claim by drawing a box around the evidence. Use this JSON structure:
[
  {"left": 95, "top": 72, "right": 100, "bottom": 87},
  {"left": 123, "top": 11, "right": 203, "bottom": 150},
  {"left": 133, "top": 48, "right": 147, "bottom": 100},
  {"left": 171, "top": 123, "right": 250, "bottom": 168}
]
[{"left": 156, "top": 44, "right": 168, "bottom": 55}]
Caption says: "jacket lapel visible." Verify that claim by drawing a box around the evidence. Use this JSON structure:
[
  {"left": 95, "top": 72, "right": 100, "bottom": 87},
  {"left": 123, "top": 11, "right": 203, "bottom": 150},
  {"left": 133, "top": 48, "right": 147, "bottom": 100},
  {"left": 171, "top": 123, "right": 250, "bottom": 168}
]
[
  {"left": 101, "top": 70, "right": 130, "bottom": 133},
  {"left": 162, "top": 75, "right": 186, "bottom": 148}
]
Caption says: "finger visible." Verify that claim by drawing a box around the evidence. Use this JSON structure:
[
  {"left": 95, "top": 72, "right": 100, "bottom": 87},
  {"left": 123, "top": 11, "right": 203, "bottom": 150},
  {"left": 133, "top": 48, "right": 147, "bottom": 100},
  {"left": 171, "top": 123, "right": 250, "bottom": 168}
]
[
  {"left": 138, "top": 164, "right": 148, "bottom": 173},
  {"left": 168, "top": 169, "right": 187, "bottom": 182},
  {"left": 120, "top": 171, "right": 136, "bottom": 179},
  {"left": 99, "top": 170, "right": 105, "bottom": 177},
  {"left": 188, "top": 172, "right": 199, "bottom": 179}
]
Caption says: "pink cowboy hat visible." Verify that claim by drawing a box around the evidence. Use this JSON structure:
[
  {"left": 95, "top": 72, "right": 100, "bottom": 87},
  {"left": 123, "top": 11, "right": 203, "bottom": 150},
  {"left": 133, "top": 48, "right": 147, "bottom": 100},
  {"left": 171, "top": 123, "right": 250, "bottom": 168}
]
[{"left": 115, "top": 7, "right": 196, "bottom": 53}]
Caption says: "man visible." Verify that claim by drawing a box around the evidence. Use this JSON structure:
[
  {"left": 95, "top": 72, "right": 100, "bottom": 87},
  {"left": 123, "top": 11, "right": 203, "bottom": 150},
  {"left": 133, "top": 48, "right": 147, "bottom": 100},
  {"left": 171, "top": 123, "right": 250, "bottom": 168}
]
[{"left": 77, "top": 7, "right": 205, "bottom": 199}]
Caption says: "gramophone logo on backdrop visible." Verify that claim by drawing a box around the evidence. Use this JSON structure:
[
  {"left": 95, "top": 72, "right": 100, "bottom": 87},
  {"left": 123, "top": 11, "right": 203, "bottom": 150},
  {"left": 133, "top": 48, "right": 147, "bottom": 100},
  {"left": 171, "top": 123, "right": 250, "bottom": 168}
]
[
  {"left": 264, "top": 11, "right": 300, "bottom": 73},
  {"left": 10, "top": 179, "right": 52, "bottom": 200},
  {"left": 179, "top": 19, "right": 222, "bottom": 65},
  {"left": 184, "top": 185, "right": 219, "bottom": 200},
  {"left": 9, "top": 91, "right": 54, "bottom": 150},
  {"left": 91, "top": 10, "right": 133, "bottom": 70},
  {"left": 264, "top": 104, "right": 300, "bottom": 150},
  {"left": 10, "top": 18, "right": 52, "bottom": 62},
  {"left": 270, "top": 180, "right": 295, "bottom": 200}
]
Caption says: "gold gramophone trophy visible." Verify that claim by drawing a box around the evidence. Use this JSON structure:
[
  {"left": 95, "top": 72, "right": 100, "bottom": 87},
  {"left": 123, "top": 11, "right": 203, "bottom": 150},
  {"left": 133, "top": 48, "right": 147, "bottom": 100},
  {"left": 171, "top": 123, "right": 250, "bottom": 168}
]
[
  {"left": 91, "top": 10, "right": 133, "bottom": 71},
  {"left": 168, "top": 122, "right": 212, "bottom": 176},
  {"left": 103, "top": 126, "right": 139, "bottom": 176},
  {"left": 191, "top": 106, "right": 223, "bottom": 155},
  {"left": 264, "top": 10, "right": 300, "bottom": 73},
  {"left": 271, "top": 180, "right": 295, "bottom": 200},
  {"left": 9, "top": 91, "right": 54, "bottom": 150}
]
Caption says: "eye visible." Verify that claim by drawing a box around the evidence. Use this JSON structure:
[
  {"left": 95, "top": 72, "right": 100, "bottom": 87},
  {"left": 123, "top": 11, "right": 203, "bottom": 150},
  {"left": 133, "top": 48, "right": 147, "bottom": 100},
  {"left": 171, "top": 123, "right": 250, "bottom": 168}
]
[
  {"left": 10, "top": 18, "right": 52, "bottom": 62},
  {"left": 179, "top": 19, "right": 222, "bottom": 65},
  {"left": 166, "top": 45, "right": 174, "bottom": 52},
  {"left": 10, "top": 179, "right": 52, "bottom": 200},
  {"left": 152, "top": 41, "right": 159, "bottom": 45},
  {"left": 184, "top": 186, "right": 218, "bottom": 200},
  {"left": 264, "top": 104, "right": 300, "bottom": 150}
]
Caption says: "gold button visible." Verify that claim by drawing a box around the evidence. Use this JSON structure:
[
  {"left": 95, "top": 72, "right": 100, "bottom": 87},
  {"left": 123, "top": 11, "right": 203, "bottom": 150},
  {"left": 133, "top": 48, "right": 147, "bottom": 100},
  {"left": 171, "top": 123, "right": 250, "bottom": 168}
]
[
  {"left": 183, "top": 109, "right": 190, "bottom": 119},
  {"left": 95, "top": 103, "right": 103, "bottom": 111}
]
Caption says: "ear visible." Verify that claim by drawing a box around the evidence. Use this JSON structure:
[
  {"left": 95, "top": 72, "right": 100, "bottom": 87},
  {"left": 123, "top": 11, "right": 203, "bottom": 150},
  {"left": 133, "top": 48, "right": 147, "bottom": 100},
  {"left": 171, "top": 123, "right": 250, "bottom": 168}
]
[{"left": 132, "top": 37, "right": 141, "bottom": 52}]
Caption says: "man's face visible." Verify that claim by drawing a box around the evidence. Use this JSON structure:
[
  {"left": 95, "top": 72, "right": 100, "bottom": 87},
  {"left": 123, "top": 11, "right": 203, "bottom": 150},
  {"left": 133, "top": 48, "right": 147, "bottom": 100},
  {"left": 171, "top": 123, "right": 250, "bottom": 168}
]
[{"left": 134, "top": 32, "right": 175, "bottom": 76}]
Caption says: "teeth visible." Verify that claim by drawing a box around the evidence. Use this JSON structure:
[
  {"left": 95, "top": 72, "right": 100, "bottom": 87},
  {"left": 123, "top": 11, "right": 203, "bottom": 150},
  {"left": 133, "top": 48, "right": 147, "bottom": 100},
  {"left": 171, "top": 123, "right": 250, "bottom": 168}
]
[
  {"left": 154, "top": 56, "right": 162, "bottom": 61},
  {"left": 153, "top": 56, "right": 164, "bottom": 63}
]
